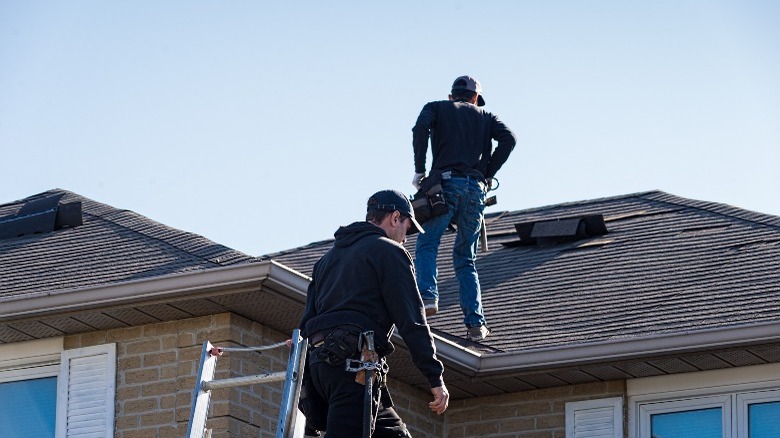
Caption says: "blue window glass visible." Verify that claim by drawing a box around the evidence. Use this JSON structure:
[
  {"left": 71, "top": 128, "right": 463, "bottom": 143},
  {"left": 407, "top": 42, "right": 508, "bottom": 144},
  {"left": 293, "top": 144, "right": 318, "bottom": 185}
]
[
  {"left": 749, "top": 401, "right": 780, "bottom": 438},
  {"left": 651, "top": 407, "right": 722, "bottom": 438},
  {"left": 0, "top": 377, "right": 57, "bottom": 438}
]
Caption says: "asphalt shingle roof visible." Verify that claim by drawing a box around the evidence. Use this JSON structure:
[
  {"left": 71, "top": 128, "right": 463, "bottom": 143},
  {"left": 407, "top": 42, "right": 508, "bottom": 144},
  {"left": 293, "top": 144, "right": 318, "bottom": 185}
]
[
  {"left": 0, "top": 189, "right": 256, "bottom": 298},
  {"left": 263, "top": 190, "right": 780, "bottom": 353},
  {"left": 3, "top": 188, "right": 778, "bottom": 359}
]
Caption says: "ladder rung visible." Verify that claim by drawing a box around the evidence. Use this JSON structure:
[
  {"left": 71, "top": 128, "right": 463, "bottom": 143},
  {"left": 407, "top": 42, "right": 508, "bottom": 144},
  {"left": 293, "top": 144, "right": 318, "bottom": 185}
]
[{"left": 203, "top": 371, "right": 286, "bottom": 391}]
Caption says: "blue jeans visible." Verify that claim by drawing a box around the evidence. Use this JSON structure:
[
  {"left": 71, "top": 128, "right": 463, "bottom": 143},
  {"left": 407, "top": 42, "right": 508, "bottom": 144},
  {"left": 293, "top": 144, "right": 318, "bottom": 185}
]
[{"left": 414, "top": 175, "right": 486, "bottom": 328}]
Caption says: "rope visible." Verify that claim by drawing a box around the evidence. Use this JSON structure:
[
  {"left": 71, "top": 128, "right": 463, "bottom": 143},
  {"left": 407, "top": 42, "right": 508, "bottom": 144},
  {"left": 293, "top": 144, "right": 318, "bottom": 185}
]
[{"left": 209, "top": 340, "right": 290, "bottom": 356}]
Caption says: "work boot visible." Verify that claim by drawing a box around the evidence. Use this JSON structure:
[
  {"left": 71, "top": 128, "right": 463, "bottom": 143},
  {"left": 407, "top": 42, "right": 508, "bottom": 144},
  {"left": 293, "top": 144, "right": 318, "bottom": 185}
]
[
  {"left": 466, "top": 324, "right": 491, "bottom": 342},
  {"left": 423, "top": 299, "right": 438, "bottom": 316}
]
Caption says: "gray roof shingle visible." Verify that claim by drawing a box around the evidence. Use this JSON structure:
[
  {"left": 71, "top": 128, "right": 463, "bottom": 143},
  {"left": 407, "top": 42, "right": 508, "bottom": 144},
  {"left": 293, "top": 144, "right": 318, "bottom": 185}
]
[
  {"left": 264, "top": 190, "right": 780, "bottom": 353},
  {"left": 0, "top": 189, "right": 257, "bottom": 298}
]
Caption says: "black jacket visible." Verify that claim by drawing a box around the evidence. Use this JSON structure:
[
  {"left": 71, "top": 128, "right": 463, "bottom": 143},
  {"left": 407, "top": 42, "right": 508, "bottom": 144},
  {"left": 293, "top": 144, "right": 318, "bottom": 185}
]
[
  {"left": 299, "top": 221, "right": 444, "bottom": 388},
  {"left": 412, "top": 100, "right": 516, "bottom": 181}
]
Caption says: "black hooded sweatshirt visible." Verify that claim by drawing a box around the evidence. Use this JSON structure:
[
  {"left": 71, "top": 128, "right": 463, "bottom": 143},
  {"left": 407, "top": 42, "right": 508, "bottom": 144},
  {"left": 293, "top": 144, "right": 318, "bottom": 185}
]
[{"left": 299, "top": 221, "right": 444, "bottom": 389}]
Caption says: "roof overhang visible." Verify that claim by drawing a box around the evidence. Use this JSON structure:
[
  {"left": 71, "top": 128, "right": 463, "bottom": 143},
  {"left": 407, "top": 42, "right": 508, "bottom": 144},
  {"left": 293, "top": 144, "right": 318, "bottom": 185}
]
[
  {"left": 434, "top": 320, "right": 780, "bottom": 376},
  {"left": 4, "top": 260, "right": 779, "bottom": 398},
  {"left": 0, "top": 260, "right": 309, "bottom": 322}
]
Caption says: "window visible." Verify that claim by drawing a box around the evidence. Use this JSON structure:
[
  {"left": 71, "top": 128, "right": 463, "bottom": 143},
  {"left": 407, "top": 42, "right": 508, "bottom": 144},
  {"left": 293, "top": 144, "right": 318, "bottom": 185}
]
[
  {"left": 0, "top": 338, "right": 61, "bottom": 438},
  {"left": 737, "top": 390, "right": 780, "bottom": 438},
  {"left": 651, "top": 407, "right": 722, "bottom": 437},
  {"left": 629, "top": 363, "right": 780, "bottom": 438},
  {"left": 0, "top": 338, "right": 116, "bottom": 438},
  {"left": 637, "top": 394, "right": 730, "bottom": 438},
  {"left": 0, "top": 375, "right": 58, "bottom": 437}
]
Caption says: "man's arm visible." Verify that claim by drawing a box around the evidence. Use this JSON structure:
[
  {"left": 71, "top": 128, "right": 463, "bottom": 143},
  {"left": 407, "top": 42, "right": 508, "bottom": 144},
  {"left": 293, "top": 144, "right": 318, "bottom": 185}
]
[
  {"left": 485, "top": 115, "right": 517, "bottom": 180},
  {"left": 412, "top": 103, "right": 437, "bottom": 174},
  {"left": 376, "top": 245, "right": 445, "bottom": 388}
]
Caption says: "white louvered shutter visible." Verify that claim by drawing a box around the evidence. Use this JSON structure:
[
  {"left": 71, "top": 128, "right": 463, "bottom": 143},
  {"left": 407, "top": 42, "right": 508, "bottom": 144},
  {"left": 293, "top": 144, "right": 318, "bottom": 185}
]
[
  {"left": 565, "top": 397, "right": 623, "bottom": 438},
  {"left": 56, "top": 344, "right": 116, "bottom": 438}
]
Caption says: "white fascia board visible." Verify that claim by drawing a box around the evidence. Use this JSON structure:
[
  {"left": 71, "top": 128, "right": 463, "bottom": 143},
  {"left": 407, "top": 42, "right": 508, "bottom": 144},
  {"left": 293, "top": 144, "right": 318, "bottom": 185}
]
[
  {"left": 0, "top": 260, "right": 305, "bottom": 321},
  {"left": 473, "top": 321, "right": 780, "bottom": 375},
  {"left": 265, "top": 262, "right": 311, "bottom": 301},
  {"left": 368, "top": 320, "right": 780, "bottom": 378},
  {"left": 429, "top": 335, "right": 482, "bottom": 372}
]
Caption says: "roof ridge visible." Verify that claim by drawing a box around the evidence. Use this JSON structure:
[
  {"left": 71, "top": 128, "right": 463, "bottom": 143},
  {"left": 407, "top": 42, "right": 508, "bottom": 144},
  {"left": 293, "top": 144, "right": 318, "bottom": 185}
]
[
  {"left": 259, "top": 238, "right": 335, "bottom": 260},
  {"left": 639, "top": 191, "right": 780, "bottom": 228},
  {"left": 19, "top": 188, "right": 256, "bottom": 265},
  {"left": 492, "top": 189, "right": 663, "bottom": 217},
  {"left": 92, "top": 208, "right": 256, "bottom": 265}
]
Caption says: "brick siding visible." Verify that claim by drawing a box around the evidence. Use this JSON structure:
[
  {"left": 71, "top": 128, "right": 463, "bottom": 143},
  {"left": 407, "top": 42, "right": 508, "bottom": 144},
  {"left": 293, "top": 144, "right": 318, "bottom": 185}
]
[
  {"left": 443, "top": 381, "right": 626, "bottom": 438},
  {"left": 65, "top": 314, "right": 625, "bottom": 437}
]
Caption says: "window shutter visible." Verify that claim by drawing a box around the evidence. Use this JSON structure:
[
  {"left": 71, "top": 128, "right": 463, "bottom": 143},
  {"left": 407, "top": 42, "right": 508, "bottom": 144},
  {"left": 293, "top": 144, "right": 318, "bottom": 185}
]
[
  {"left": 56, "top": 344, "right": 116, "bottom": 438},
  {"left": 566, "top": 397, "right": 623, "bottom": 438}
]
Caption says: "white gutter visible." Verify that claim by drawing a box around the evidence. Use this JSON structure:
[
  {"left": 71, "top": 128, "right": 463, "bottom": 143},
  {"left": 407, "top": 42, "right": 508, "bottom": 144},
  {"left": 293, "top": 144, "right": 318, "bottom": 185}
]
[
  {"left": 0, "top": 260, "right": 307, "bottom": 321},
  {"left": 439, "top": 320, "right": 780, "bottom": 377}
]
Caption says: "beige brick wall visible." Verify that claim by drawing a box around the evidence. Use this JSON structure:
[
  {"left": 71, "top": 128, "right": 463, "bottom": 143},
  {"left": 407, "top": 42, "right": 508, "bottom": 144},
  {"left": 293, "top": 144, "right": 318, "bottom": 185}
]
[
  {"left": 386, "top": 377, "right": 445, "bottom": 437},
  {"left": 444, "top": 381, "right": 626, "bottom": 438},
  {"left": 65, "top": 313, "right": 292, "bottom": 438},
  {"left": 65, "top": 314, "right": 625, "bottom": 437}
]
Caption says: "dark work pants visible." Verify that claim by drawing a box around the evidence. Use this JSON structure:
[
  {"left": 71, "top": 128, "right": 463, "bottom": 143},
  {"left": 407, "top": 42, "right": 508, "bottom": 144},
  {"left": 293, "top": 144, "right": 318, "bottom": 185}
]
[{"left": 308, "top": 357, "right": 411, "bottom": 438}]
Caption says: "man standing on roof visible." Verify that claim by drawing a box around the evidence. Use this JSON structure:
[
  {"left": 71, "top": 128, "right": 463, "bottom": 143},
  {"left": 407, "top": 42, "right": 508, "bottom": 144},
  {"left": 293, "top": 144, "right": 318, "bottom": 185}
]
[
  {"left": 412, "top": 75, "right": 517, "bottom": 342},
  {"left": 298, "top": 189, "right": 449, "bottom": 438}
]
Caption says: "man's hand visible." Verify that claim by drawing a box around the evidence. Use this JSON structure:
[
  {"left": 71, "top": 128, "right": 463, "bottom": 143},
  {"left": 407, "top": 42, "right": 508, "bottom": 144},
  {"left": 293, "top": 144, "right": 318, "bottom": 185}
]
[
  {"left": 429, "top": 385, "right": 449, "bottom": 414},
  {"left": 412, "top": 172, "right": 426, "bottom": 190}
]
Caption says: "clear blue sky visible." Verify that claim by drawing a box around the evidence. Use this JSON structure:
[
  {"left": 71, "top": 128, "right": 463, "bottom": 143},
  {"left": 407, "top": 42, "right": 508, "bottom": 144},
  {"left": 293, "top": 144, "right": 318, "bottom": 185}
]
[{"left": 2, "top": 1, "right": 778, "bottom": 256}]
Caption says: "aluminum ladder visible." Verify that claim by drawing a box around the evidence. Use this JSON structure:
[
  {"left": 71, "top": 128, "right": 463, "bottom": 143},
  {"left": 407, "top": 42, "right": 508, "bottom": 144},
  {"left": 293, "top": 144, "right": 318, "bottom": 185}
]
[{"left": 186, "top": 329, "right": 308, "bottom": 438}]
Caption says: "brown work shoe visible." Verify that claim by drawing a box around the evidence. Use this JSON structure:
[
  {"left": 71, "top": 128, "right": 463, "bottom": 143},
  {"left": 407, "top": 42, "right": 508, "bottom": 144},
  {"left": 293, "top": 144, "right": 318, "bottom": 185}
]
[
  {"left": 423, "top": 299, "right": 438, "bottom": 317},
  {"left": 466, "top": 325, "right": 491, "bottom": 342}
]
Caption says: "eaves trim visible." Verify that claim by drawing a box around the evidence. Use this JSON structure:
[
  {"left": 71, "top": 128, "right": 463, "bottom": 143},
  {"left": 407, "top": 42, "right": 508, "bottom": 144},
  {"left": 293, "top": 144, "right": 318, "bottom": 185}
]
[
  {"left": 458, "top": 321, "right": 780, "bottom": 376},
  {"left": 0, "top": 260, "right": 305, "bottom": 321}
]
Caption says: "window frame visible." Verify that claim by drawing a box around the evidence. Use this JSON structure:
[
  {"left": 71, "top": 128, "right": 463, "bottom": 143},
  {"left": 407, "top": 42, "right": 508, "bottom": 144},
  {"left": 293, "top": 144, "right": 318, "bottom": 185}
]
[
  {"left": 637, "top": 394, "right": 731, "bottom": 437},
  {"left": 0, "top": 337, "right": 62, "bottom": 383},
  {"left": 0, "top": 338, "right": 63, "bottom": 438},
  {"left": 736, "top": 389, "right": 780, "bottom": 437},
  {"left": 628, "top": 363, "right": 780, "bottom": 438}
]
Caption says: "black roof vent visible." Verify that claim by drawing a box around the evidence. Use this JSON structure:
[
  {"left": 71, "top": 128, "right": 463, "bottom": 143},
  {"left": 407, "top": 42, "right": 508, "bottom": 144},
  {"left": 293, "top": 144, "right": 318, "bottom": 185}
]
[
  {"left": 0, "top": 194, "right": 83, "bottom": 240},
  {"left": 512, "top": 214, "right": 608, "bottom": 246}
]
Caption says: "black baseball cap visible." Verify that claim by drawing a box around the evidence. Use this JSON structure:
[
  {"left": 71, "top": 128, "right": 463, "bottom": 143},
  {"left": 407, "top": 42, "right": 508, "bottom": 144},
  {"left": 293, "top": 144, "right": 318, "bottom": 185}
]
[
  {"left": 451, "top": 75, "right": 486, "bottom": 107},
  {"left": 367, "top": 189, "right": 425, "bottom": 235}
]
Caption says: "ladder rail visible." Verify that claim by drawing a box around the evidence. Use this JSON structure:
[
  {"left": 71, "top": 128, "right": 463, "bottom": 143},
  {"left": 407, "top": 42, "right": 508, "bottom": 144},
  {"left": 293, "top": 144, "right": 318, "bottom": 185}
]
[
  {"left": 276, "top": 330, "right": 308, "bottom": 438},
  {"left": 186, "top": 341, "right": 219, "bottom": 438}
]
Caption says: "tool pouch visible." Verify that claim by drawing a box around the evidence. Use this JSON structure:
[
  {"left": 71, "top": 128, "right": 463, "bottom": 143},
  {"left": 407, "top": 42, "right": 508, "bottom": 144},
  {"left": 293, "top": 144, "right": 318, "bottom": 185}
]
[
  {"left": 315, "top": 329, "right": 358, "bottom": 367},
  {"left": 412, "top": 172, "right": 447, "bottom": 224}
]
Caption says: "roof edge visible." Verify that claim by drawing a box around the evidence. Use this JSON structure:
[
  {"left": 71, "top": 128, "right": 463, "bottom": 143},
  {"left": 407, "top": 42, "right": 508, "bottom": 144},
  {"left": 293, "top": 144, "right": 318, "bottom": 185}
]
[
  {"left": 265, "top": 261, "right": 311, "bottom": 300},
  {"left": 475, "top": 321, "right": 780, "bottom": 375},
  {"left": 0, "top": 261, "right": 283, "bottom": 321}
]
